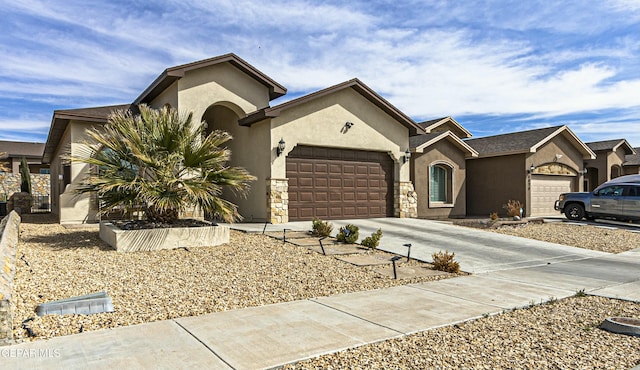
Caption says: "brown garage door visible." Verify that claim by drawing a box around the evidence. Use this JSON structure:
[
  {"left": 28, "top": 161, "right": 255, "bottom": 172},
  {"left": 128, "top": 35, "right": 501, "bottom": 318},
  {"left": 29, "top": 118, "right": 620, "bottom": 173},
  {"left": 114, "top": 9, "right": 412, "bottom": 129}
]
[{"left": 287, "top": 146, "right": 394, "bottom": 221}]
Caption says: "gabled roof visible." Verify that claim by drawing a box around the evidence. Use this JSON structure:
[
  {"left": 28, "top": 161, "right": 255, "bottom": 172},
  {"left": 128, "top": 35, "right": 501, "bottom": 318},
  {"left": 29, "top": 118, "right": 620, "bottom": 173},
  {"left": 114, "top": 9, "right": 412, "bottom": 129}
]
[
  {"left": 417, "top": 116, "right": 472, "bottom": 139},
  {"left": 410, "top": 131, "right": 478, "bottom": 157},
  {"left": 134, "top": 53, "right": 287, "bottom": 104},
  {"left": 238, "top": 78, "right": 425, "bottom": 136},
  {"left": 0, "top": 140, "right": 45, "bottom": 159},
  {"left": 624, "top": 147, "right": 640, "bottom": 166},
  {"left": 43, "top": 104, "right": 134, "bottom": 163},
  {"left": 586, "top": 139, "right": 635, "bottom": 154},
  {"left": 465, "top": 125, "right": 596, "bottom": 159}
]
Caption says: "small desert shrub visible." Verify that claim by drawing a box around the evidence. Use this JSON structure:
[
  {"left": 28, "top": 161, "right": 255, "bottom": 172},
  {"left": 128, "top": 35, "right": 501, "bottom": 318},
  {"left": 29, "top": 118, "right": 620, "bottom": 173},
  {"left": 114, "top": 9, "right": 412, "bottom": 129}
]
[
  {"left": 361, "top": 228, "right": 383, "bottom": 249},
  {"left": 336, "top": 224, "right": 359, "bottom": 244},
  {"left": 490, "top": 212, "right": 498, "bottom": 221},
  {"left": 432, "top": 250, "right": 460, "bottom": 273},
  {"left": 502, "top": 199, "right": 523, "bottom": 217},
  {"left": 311, "top": 218, "right": 333, "bottom": 237}
]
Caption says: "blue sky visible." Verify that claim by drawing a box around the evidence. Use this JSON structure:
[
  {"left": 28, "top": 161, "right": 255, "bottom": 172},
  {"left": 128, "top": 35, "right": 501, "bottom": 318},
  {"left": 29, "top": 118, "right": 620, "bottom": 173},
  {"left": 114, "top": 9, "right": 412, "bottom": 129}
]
[{"left": 1, "top": 0, "right": 639, "bottom": 147}]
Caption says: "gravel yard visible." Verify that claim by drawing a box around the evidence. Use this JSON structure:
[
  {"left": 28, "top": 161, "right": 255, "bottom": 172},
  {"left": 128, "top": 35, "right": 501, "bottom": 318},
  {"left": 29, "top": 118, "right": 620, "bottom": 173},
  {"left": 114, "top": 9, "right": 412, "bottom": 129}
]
[
  {"left": 458, "top": 219, "right": 640, "bottom": 254},
  {"left": 286, "top": 295, "right": 640, "bottom": 369},
  {"left": 11, "top": 214, "right": 454, "bottom": 342},
  {"left": 9, "top": 214, "right": 640, "bottom": 368},
  {"left": 491, "top": 222, "right": 640, "bottom": 254}
]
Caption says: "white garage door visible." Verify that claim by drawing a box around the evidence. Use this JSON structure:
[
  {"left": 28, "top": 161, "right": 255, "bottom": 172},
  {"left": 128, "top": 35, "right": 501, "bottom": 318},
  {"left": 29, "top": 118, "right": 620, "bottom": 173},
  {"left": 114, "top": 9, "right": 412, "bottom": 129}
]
[{"left": 530, "top": 175, "right": 574, "bottom": 216}]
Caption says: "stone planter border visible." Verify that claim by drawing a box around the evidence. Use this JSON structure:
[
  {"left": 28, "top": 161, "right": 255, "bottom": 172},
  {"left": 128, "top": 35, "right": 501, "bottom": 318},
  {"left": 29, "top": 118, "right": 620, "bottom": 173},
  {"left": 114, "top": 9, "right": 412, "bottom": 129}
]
[{"left": 99, "top": 221, "right": 230, "bottom": 252}]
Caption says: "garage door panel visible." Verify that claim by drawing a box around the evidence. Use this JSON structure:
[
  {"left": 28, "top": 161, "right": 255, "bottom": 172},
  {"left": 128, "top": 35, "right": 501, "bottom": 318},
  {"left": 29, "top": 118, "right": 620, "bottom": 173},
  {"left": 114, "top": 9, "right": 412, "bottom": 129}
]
[
  {"left": 299, "top": 162, "right": 313, "bottom": 173},
  {"left": 343, "top": 165, "right": 355, "bottom": 174},
  {"left": 315, "top": 192, "right": 328, "bottom": 202},
  {"left": 314, "top": 163, "right": 328, "bottom": 174},
  {"left": 287, "top": 146, "right": 393, "bottom": 221},
  {"left": 356, "top": 165, "right": 369, "bottom": 175}
]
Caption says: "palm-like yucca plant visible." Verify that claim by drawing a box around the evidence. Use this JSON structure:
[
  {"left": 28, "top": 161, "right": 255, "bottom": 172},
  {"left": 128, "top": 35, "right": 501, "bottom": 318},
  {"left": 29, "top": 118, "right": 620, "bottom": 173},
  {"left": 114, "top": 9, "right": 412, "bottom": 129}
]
[{"left": 72, "top": 104, "right": 255, "bottom": 223}]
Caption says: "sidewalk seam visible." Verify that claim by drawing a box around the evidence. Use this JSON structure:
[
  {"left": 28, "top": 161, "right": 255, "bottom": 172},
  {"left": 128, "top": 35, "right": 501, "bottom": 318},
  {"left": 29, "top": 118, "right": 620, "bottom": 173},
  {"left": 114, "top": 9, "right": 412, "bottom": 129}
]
[
  {"left": 172, "top": 319, "right": 236, "bottom": 370},
  {"left": 308, "top": 299, "right": 406, "bottom": 336}
]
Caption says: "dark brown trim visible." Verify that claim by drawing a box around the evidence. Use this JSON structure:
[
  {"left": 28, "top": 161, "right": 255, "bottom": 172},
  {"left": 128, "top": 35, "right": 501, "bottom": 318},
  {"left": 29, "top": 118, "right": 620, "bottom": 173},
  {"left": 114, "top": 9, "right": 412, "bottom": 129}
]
[
  {"left": 239, "top": 78, "right": 424, "bottom": 135},
  {"left": 134, "top": 53, "right": 287, "bottom": 104}
]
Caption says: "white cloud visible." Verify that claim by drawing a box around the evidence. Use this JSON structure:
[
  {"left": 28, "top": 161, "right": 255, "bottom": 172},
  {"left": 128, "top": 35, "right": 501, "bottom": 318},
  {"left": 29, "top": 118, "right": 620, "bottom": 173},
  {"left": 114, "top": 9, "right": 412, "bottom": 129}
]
[{"left": 0, "top": 0, "right": 638, "bottom": 145}]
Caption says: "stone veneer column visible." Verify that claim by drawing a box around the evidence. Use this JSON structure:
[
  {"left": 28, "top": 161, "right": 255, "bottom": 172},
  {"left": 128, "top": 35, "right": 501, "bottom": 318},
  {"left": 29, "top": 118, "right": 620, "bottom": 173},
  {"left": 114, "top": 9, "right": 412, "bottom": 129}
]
[
  {"left": 267, "top": 178, "right": 288, "bottom": 224},
  {"left": 395, "top": 181, "right": 418, "bottom": 218}
]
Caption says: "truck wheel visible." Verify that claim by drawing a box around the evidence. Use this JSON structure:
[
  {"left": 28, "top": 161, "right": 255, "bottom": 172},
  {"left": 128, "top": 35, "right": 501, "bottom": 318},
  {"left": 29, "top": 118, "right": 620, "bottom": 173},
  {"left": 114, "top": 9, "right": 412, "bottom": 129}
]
[{"left": 564, "top": 204, "right": 585, "bottom": 220}]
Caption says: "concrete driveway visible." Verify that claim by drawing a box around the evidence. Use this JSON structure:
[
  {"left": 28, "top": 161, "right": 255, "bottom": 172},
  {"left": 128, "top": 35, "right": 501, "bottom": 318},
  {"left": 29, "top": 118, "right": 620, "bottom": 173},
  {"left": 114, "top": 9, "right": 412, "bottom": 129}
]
[{"left": 273, "top": 217, "right": 610, "bottom": 274}]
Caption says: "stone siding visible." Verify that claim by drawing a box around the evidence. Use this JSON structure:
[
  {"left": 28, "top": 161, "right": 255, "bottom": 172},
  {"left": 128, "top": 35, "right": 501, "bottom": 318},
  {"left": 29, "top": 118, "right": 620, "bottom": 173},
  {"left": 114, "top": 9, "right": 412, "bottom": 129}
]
[
  {"left": 395, "top": 181, "right": 418, "bottom": 218},
  {"left": 267, "top": 178, "right": 288, "bottom": 224},
  {"left": 0, "top": 174, "right": 50, "bottom": 199},
  {"left": 0, "top": 211, "right": 20, "bottom": 345}
]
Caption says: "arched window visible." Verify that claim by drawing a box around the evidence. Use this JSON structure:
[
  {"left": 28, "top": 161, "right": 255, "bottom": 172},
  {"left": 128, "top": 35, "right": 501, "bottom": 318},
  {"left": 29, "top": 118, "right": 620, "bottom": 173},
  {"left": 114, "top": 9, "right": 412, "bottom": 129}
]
[
  {"left": 611, "top": 165, "right": 621, "bottom": 179},
  {"left": 430, "top": 163, "right": 453, "bottom": 204}
]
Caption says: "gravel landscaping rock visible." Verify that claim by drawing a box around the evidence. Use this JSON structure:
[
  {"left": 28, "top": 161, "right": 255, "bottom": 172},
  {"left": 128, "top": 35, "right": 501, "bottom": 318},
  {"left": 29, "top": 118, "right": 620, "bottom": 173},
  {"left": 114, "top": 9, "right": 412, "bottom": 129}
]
[
  {"left": 285, "top": 296, "right": 640, "bottom": 369},
  {"left": 9, "top": 214, "right": 640, "bottom": 368},
  {"left": 11, "top": 214, "right": 456, "bottom": 342},
  {"left": 490, "top": 222, "right": 640, "bottom": 254}
]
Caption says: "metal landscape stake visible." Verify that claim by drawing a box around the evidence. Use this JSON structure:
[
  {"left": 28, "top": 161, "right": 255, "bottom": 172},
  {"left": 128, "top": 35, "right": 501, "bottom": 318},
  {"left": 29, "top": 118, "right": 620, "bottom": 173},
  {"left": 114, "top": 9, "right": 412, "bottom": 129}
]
[
  {"left": 319, "top": 237, "right": 327, "bottom": 255},
  {"left": 403, "top": 243, "right": 412, "bottom": 262},
  {"left": 391, "top": 256, "right": 402, "bottom": 279},
  {"left": 262, "top": 221, "right": 272, "bottom": 234}
]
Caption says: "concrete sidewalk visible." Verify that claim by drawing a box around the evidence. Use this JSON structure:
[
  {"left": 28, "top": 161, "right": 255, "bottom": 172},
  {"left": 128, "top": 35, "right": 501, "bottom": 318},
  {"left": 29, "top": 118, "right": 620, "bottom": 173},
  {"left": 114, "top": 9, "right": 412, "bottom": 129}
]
[
  {"left": 2, "top": 270, "right": 639, "bottom": 369},
  {"left": 2, "top": 219, "right": 639, "bottom": 369}
]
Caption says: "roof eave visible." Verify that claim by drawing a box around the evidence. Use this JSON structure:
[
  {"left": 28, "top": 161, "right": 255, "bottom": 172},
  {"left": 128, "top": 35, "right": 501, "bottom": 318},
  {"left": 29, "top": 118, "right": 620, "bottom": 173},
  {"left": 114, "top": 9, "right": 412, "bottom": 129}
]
[
  {"left": 413, "top": 131, "right": 478, "bottom": 157},
  {"left": 422, "top": 116, "right": 472, "bottom": 138},
  {"left": 530, "top": 126, "right": 596, "bottom": 160},
  {"left": 134, "top": 54, "right": 287, "bottom": 105}
]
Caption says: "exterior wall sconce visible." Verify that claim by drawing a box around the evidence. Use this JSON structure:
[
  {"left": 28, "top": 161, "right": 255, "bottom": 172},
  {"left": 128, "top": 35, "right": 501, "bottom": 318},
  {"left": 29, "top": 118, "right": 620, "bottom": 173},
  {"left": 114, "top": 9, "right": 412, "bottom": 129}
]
[
  {"left": 403, "top": 149, "right": 411, "bottom": 163},
  {"left": 582, "top": 168, "right": 588, "bottom": 174},
  {"left": 276, "top": 138, "right": 286, "bottom": 156},
  {"left": 528, "top": 164, "right": 535, "bottom": 174},
  {"left": 341, "top": 121, "right": 354, "bottom": 134}
]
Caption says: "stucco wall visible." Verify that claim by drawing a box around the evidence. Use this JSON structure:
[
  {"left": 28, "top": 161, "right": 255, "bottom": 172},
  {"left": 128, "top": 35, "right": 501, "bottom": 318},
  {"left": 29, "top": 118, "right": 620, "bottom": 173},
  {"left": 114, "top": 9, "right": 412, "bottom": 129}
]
[
  {"left": 530, "top": 135, "right": 583, "bottom": 176},
  {"left": 466, "top": 154, "right": 526, "bottom": 217},
  {"left": 177, "top": 62, "right": 270, "bottom": 122},
  {"left": 149, "top": 81, "right": 179, "bottom": 109},
  {"left": 411, "top": 139, "right": 467, "bottom": 218},
  {"left": 53, "top": 121, "right": 102, "bottom": 224},
  {"left": 270, "top": 88, "right": 410, "bottom": 182}
]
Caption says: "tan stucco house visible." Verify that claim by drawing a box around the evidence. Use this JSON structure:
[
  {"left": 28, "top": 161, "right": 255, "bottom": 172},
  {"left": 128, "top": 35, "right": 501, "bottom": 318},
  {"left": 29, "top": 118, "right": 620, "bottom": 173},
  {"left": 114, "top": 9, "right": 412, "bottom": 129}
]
[
  {"left": 584, "top": 139, "right": 636, "bottom": 191},
  {"left": 464, "top": 125, "right": 596, "bottom": 217},
  {"left": 409, "top": 117, "right": 478, "bottom": 218},
  {"left": 0, "top": 141, "right": 48, "bottom": 174},
  {"left": 43, "top": 54, "right": 427, "bottom": 224}
]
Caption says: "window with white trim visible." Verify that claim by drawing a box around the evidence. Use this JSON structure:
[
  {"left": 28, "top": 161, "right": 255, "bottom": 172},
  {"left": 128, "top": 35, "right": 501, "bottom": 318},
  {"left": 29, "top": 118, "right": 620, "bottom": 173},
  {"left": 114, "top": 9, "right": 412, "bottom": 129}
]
[{"left": 429, "top": 164, "right": 453, "bottom": 204}]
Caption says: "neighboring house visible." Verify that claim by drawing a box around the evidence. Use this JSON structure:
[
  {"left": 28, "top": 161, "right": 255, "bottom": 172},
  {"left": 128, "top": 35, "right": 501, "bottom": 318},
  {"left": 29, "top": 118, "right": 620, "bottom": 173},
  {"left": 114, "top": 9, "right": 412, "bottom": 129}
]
[
  {"left": 584, "top": 139, "right": 636, "bottom": 190},
  {"left": 0, "top": 140, "right": 48, "bottom": 174},
  {"left": 408, "top": 117, "right": 478, "bottom": 218},
  {"left": 464, "top": 126, "right": 595, "bottom": 217},
  {"left": 0, "top": 141, "right": 50, "bottom": 214},
  {"left": 43, "top": 54, "right": 425, "bottom": 224},
  {"left": 623, "top": 147, "right": 640, "bottom": 175}
]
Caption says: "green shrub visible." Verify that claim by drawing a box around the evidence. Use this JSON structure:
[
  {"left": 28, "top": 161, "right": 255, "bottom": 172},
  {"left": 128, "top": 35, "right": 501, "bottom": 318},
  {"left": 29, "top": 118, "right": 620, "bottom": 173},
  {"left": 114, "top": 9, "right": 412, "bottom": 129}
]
[
  {"left": 336, "top": 224, "right": 359, "bottom": 244},
  {"left": 432, "top": 250, "right": 460, "bottom": 273},
  {"left": 361, "top": 228, "right": 383, "bottom": 249},
  {"left": 19, "top": 157, "right": 32, "bottom": 194},
  {"left": 311, "top": 218, "right": 333, "bottom": 237}
]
